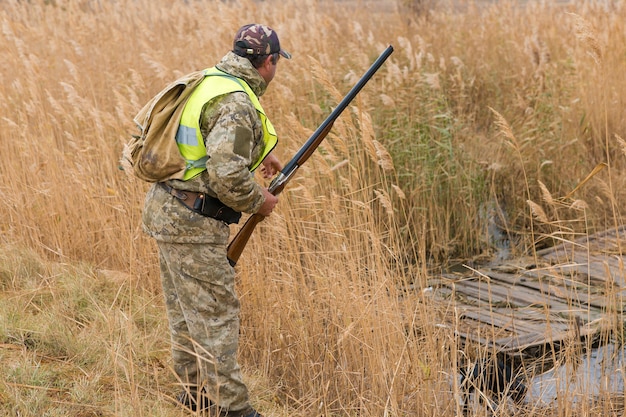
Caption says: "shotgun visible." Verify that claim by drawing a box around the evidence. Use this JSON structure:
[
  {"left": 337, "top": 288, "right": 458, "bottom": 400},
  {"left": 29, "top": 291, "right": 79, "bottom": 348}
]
[{"left": 227, "top": 45, "right": 394, "bottom": 266}]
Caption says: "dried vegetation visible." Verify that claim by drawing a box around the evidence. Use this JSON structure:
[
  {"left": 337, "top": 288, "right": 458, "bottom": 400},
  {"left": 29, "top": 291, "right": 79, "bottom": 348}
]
[{"left": 1, "top": 0, "right": 626, "bottom": 416}]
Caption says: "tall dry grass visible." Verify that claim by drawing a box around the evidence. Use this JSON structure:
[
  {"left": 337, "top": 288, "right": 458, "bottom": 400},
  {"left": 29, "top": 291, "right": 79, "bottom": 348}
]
[{"left": 1, "top": 0, "right": 626, "bottom": 416}]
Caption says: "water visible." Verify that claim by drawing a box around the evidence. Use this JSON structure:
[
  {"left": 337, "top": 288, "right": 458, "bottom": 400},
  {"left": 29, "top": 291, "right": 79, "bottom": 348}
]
[
  {"left": 528, "top": 343, "right": 626, "bottom": 405},
  {"left": 478, "top": 199, "right": 626, "bottom": 406},
  {"left": 455, "top": 345, "right": 626, "bottom": 414}
]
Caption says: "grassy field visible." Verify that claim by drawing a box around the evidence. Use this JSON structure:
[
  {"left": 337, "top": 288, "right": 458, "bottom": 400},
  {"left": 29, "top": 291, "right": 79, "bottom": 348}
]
[{"left": 1, "top": 0, "right": 625, "bottom": 415}]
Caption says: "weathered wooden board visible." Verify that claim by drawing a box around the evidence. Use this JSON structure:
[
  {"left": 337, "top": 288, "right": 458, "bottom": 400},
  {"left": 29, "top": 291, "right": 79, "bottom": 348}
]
[
  {"left": 456, "top": 308, "right": 582, "bottom": 352},
  {"left": 431, "top": 226, "right": 626, "bottom": 356}
]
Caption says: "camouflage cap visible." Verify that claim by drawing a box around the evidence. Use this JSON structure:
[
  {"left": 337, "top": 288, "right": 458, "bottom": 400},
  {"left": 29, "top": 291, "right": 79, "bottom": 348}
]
[{"left": 233, "top": 24, "right": 291, "bottom": 60}]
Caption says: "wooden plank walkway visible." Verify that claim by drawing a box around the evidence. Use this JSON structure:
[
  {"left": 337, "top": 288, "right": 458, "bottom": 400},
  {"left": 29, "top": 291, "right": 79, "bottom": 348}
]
[{"left": 430, "top": 226, "right": 626, "bottom": 358}]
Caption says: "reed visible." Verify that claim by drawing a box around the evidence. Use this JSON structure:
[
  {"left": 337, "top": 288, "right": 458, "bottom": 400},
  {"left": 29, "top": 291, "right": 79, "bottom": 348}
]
[{"left": 1, "top": 0, "right": 625, "bottom": 416}]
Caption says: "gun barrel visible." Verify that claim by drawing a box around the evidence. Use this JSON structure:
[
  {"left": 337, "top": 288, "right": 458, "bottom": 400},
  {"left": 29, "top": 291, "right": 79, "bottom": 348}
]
[{"left": 281, "top": 45, "right": 394, "bottom": 176}]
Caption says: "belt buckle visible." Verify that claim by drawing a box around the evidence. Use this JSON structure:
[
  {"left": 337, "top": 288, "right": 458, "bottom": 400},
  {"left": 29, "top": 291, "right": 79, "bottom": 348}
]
[{"left": 171, "top": 188, "right": 188, "bottom": 201}]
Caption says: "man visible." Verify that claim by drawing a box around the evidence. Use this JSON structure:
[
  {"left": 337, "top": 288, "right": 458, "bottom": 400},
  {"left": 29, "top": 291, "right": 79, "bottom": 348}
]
[{"left": 141, "top": 24, "right": 290, "bottom": 417}]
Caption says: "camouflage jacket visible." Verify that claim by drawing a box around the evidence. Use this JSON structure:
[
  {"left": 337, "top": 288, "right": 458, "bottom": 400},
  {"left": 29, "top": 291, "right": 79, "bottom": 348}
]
[{"left": 143, "top": 52, "right": 270, "bottom": 244}]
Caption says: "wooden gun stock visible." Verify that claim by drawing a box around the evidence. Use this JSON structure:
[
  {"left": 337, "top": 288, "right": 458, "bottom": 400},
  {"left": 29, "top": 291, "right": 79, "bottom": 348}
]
[
  {"left": 226, "top": 212, "right": 265, "bottom": 267},
  {"left": 227, "top": 45, "right": 394, "bottom": 266}
]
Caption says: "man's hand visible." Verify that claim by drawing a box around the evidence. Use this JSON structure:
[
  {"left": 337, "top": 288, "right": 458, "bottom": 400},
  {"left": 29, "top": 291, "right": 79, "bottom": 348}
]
[
  {"left": 256, "top": 153, "right": 282, "bottom": 216},
  {"left": 260, "top": 153, "right": 282, "bottom": 179},
  {"left": 257, "top": 188, "right": 279, "bottom": 216}
]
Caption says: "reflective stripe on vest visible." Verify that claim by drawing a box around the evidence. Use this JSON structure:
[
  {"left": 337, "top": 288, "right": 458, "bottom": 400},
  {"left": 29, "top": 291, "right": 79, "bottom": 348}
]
[{"left": 176, "top": 67, "right": 278, "bottom": 181}]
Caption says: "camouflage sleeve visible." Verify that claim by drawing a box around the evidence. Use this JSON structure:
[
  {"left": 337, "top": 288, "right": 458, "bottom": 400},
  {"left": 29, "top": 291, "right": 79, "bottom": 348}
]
[{"left": 201, "top": 91, "right": 265, "bottom": 214}]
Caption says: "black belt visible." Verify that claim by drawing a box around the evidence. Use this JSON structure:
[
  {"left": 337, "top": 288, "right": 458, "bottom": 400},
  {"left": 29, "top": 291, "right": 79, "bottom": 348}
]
[{"left": 158, "top": 183, "right": 241, "bottom": 225}]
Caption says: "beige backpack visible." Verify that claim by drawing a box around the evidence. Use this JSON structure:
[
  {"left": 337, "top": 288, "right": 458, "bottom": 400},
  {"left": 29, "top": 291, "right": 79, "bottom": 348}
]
[{"left": 121, "top": 70, "right": 205, "bottom": 182}]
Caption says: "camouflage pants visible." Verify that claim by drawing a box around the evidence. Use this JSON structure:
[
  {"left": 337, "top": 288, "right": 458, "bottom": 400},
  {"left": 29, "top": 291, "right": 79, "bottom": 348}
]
[{"left": 156, "top": 240, "right": 249, "bottom": 412}]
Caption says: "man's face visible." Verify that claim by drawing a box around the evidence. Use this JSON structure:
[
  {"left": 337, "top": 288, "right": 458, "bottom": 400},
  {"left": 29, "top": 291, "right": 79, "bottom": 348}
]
[{"left": 260, "top": 54, "right": 279, "bottom": 85}]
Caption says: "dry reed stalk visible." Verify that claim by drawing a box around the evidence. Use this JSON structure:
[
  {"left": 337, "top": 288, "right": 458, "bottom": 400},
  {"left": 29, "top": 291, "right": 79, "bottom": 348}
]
[
  {"left": 308, "top": 55, "right": 343, "bottom": 104},
  {"left": 528, "top": 199, "right": 550, "bottom": 224},
  {"left": 569, "top": 12, "right": 603, "bottom": 66},
  {"left": 372, "top": 140, "right": 395, "bottom": 172},
  {"left": 616, "top": 134, "right": 626, "bottom": 157},
  {"left": 490, "top": 107, "right": 519, "bottom": 150},
  {"left": 538, "top": 180, "right": 555, "bottom": 207}
]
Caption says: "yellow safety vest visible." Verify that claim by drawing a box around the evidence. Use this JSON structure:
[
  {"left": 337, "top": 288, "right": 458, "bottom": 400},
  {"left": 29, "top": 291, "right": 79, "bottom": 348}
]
[{"left": 175, "top": 68, "right": 278, "bottom": 180}]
